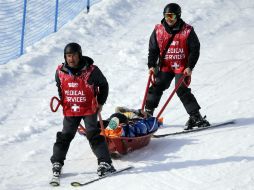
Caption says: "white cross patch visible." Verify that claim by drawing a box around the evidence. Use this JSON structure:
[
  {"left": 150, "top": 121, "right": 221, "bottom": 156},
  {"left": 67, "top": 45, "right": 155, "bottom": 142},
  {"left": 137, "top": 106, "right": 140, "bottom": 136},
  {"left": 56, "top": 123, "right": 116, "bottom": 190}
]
[
  {"left": 71, "top": 104, "right": 80, "bottom": 112},
  {"left": 171, "top": 62, "right": 180, "bottom": 69}
]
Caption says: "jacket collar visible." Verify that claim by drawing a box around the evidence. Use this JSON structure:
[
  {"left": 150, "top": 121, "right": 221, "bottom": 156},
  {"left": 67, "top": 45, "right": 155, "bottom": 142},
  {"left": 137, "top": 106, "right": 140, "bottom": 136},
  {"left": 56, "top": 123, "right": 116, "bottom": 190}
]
[{"left": 61, "top": 56, "right": 94, "bottom": 75}]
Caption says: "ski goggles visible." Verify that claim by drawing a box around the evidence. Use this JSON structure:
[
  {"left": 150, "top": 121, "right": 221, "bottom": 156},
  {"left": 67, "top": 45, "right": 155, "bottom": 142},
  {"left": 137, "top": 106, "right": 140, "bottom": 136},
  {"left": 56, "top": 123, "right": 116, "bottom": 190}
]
[{"left": 164, "top": 13, "right": 176, "bottom": 20}]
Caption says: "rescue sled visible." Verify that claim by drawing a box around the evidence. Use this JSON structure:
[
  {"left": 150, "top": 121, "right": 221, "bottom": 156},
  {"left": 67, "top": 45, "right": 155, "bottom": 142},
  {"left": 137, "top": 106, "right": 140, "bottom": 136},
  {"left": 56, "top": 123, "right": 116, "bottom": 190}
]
[
  {"left": 78, "top": 125, "right": 156, "bottom": 157},
  {"left": 78, "top": 115, "right": 161, "bottom": 157},
  {"left": 106, "top": 132, "right": 155, "bottom": 156}
]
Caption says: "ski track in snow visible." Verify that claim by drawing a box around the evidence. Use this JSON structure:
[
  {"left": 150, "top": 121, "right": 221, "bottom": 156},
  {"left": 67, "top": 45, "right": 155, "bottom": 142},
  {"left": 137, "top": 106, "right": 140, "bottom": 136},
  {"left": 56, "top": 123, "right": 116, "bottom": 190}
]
[{"left": 0, "top": 0, "right": 254, "bottom": 189}]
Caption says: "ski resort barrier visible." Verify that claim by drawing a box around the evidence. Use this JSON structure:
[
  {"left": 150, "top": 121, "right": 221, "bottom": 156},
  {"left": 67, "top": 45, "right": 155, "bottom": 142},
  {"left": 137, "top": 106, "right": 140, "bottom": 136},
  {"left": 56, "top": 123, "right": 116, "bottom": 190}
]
[{"left": 0, "top": 0, "right": 101, "bottom": 65}]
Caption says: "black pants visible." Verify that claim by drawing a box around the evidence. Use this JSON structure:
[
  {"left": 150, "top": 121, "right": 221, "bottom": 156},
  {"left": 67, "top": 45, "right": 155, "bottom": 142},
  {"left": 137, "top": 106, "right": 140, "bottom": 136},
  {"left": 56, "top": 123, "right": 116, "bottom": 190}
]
[
  {"left": 50, "top": 113, "right": 112, "bottom": 165},
  {"left": 146, "top": 72, "right": 201, "bottom": 114}
]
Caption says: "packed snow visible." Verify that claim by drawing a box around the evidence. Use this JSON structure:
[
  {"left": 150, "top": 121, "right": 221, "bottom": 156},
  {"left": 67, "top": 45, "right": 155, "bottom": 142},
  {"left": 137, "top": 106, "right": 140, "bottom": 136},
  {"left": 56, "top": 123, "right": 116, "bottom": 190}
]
[{"left": 0, "top": 0, "right": 254, "bottom": 189}]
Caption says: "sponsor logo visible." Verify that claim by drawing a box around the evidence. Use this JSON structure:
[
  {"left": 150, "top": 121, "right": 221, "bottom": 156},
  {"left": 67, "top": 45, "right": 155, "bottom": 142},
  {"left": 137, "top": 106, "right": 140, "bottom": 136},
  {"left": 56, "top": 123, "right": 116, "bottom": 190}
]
[
  {"left": 68, "top": 83, "right": 78, "bottom": 88},
  {"left": 171, "top": 41, "right": 179, "bottom": 46}
]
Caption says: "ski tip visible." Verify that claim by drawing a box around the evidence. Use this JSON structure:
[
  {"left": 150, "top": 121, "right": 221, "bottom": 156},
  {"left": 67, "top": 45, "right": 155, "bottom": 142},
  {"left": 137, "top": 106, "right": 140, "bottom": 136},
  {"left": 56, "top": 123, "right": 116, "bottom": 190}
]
[
  {"left": 71, "top": 182, "right": 82, "bottom": 187},
  {"left": 49, "top": 181, "right": 60, "bottom": 187}
]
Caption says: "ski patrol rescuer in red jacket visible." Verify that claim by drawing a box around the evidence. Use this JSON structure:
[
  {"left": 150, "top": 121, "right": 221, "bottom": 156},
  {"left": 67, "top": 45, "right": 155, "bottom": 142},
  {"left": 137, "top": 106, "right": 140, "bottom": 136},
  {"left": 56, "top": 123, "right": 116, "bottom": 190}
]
[
  {"left": 145, "top": 3, "right": 210, "bottom": 130},
  {"left": 50, "top": 43, "right": 115, "bottom": 178}
]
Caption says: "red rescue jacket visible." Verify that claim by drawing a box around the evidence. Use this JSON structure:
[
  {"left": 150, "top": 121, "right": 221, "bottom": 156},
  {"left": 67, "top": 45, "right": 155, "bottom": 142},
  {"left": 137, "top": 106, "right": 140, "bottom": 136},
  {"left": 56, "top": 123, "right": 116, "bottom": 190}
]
[
  {"left": 155, "top": 23, "right": 192, "bottom": 73},
  {"left": 57, "top": 65, "right": 98, "bottom": 116}
]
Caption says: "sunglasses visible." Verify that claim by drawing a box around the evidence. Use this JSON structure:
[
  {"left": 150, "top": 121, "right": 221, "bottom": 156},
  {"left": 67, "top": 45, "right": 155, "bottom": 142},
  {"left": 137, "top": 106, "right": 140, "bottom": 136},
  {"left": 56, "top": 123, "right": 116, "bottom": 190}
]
[{"left": 164, "top": 13, "right": 176, "bottom": 20}]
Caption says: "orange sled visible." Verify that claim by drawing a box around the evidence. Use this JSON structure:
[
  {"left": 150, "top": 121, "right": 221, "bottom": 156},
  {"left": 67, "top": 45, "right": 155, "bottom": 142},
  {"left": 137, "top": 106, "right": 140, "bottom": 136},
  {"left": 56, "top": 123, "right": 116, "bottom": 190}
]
[
  {"left": 78, "top": 123, "right": 157, "bottom": 157},
  {"left": 106, "top": 132, "right": 156, "bottom": 156}
]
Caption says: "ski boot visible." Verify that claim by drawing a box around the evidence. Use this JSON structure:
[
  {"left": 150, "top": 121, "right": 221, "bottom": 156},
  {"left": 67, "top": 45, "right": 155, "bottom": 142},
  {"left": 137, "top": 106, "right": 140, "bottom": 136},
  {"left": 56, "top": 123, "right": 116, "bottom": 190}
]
[
  {"left": 145, "top": 107, "right": 154, "bottom": 117},
  {"left": 184, "top": 111, "right": 210, "bottom": 130},
  {"left": 52, "top": 162, "right": 62, "bottom": 177},
  {"left": 97, "top": 162, "right": 116, "bottom": 177}
]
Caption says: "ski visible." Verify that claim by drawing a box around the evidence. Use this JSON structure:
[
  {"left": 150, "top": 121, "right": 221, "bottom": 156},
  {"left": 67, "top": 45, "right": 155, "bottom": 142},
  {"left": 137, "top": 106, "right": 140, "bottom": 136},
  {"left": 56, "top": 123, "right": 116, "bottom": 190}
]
[
  {"left": 49, "top": 176, "right": 60, "bottom": 186},
  {"left": 153, "top": 120, "right": 235, "bottom": 138},
  {"left": 71, "top": 166, "right": 133, "bottom": 187}
]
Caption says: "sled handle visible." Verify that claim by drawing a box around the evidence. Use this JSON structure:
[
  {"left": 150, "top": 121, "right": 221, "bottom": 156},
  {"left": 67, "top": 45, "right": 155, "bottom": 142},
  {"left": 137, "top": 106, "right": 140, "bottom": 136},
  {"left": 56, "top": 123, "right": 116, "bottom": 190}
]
[
  {"left": 98, "top": 113, "right": 105, "bottom": 132},
  {"left": 50, "top": 96, "right": 61, "bottom": 112},
  {"left": 141, "top": 72, "right": 155, "bottom": 111},
  {"left": 156, "top": 74, "right": 187, "bottom": 119},
  {"left": 98, "top": 113, "right": 110, "bottom": 145}
]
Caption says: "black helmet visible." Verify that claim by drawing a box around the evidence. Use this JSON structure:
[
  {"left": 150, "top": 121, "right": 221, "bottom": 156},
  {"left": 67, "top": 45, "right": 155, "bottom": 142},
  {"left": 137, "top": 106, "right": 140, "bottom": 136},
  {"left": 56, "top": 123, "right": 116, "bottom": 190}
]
[
  {"left": 64, "top": 42, "right": 82, "bottom": 59},
  {"left": 163, "top": 3, "right": 181, "bottom": 19}
]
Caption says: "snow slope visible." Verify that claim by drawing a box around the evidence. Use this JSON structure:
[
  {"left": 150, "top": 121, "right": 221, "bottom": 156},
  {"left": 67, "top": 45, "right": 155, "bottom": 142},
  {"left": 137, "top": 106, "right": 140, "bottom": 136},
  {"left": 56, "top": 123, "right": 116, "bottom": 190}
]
[{"left": 0, "top": 0, "right": 254, "bottom": 189}]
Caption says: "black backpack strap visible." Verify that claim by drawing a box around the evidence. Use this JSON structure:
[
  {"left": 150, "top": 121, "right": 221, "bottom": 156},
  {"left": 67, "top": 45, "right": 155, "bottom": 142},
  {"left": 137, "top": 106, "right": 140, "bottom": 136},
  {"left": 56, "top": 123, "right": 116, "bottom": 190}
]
[{"left": 158, "top": 33, "right": 176, "bottom": 67}]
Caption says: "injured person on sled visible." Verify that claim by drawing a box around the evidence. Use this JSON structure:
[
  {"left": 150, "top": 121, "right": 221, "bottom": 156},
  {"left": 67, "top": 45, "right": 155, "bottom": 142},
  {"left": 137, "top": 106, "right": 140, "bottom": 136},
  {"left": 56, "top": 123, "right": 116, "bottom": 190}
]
[
  {"left": 78, "top": 106, "right": 163, "bottom": 138},
  {"left": 99, "top": 106, "right": 163, "bottom": 138}
]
